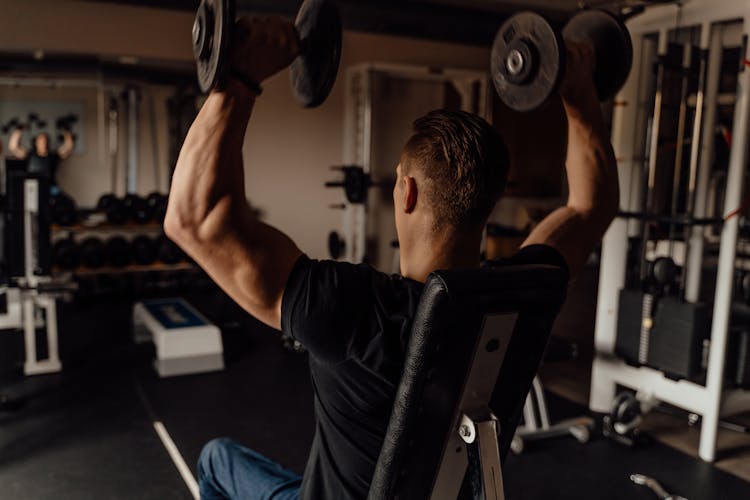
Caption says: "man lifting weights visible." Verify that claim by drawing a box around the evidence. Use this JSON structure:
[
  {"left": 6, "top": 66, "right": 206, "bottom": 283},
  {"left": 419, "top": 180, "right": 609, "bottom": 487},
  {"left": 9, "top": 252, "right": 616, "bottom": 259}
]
[
  {"left": 165, "top": 15, "right": 618, "bottom": 500},
  {"left": 8, "top": 125, "right": 75, "bottom": 192}
]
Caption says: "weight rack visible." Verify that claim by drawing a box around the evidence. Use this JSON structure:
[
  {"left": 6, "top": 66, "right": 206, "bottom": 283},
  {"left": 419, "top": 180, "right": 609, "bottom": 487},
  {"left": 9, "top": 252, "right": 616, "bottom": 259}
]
[{"left": 591, "top": 0, "right": 750, "bottom": 462}]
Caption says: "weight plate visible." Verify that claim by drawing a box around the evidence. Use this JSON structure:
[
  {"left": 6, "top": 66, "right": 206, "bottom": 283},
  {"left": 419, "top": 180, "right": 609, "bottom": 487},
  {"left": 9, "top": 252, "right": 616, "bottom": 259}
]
[
  {"left": 80, "top": 237, "right": 105, "bottom": 269},
  {"left": 491, "top": 11, "right": 563, "bottom": 112},
  {"left": 146, "top": 192, "right": 169, "bottom": 223},
  {"left": 132, "top": 235, "right": 158, "bottom": 266},
  {"left": 328, "top": 230, "right": 345, "bottom": 260},
  {"left": 290, "top": 0, "right": 342, "bottom": 108},
  {"left": 97, "top": 193, "right": 117, "bottom": 211},
  {"left": 105, "top": 236, "right": 132, "bottom": 268},
  {"left": 562, "top": 9, "right": 632, "bottom": 102},
  {"left": 157, "top": 235, "right": 184, "bottom": 264},
  {"left": 124, "top": 195, "right": 153, "bottom": 224},
  {"left": 651, "top": 257, "right": 677, "bottom": 286},
  {"left": 52, "top": 239, "right": 80, "bottom": 270},
  {"left": 194, "top": 0, "right": 234, "bottom": 93}
]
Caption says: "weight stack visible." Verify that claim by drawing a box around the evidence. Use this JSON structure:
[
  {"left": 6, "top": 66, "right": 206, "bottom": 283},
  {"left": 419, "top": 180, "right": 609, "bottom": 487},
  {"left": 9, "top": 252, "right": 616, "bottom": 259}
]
[
  {"left": 4, "top": 168, "right": 51, "bottom": 276},
  {"left": 616, "top": 289, "right": 712, "bottom": 381},
  {"left": 648, "top": 298, "right": 712, "bottom": 380},
  {"left": 4, "top": 165, "right": 26, "bottom": 278},
  {"left": 615, "top": 289, "right": 647, "bottom": 365}
]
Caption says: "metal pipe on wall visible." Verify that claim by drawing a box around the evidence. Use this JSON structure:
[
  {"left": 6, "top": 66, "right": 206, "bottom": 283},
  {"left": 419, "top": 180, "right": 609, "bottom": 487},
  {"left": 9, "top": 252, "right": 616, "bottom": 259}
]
[
  {"left": 627, "top": 35, "right": 659, "bottom": 240},
  {"left": 685, "top": 24, "right": 724, "bottom": 303},
  {"left": 125, "top": 85, "right": 139, "bottom": 195},
  {"left": 147, "top": 90, "right": 162, "bottom": 192},
  {"left": 107, "top": 96, "right": 119, "bottom": 195},
  {"left": 0, "top": 76, "right": 121, "bottom": 91},
  {"left": 639, "top": 30, "right": 670, "bottom": 283},
  {"left": 667, "top": 43, "right": 692, "bottom": 256}
]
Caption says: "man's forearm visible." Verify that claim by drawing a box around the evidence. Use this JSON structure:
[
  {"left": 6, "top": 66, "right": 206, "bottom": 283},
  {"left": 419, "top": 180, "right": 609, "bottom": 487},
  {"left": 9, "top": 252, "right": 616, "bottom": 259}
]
[
  {"left": 8, "top": 129, "right": 26, "bottom": 158},
  {"left": 57, "top": 131, "right": 75, "bottom": 159},
  {"left": 166, "top": 80, "right": 256, "bottom": 242},
  {"left": 562, "top": 96, "right": 619, "bottom": 216}
]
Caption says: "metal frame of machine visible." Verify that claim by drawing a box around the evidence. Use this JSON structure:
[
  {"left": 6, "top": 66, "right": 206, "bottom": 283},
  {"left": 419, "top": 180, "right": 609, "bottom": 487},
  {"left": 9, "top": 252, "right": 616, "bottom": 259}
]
[
  {"left": 19, "top": 178, "right": 62, "bottom": 375},
  {"left": 591, "top": 0, "right": 750, "bottom": 462}
]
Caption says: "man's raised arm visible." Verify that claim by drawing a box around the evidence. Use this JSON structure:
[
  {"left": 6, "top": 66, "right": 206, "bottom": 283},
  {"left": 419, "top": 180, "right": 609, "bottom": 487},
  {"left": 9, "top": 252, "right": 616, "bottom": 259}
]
[
  {"left": 522, "top": 44, "right": 620, "bottom": 278},
  {"left": 164, "top": 17, "right": 302, "bottom": 330},
  {"left": 57, "top": 130, "right": 75, "bottom": 160},
  {"left": 8, "top": 128, "right": 29, "bottom": 159}
]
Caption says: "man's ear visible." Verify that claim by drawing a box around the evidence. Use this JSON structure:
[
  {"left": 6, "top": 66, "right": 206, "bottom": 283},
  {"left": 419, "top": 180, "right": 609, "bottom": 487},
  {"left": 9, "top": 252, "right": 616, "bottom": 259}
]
[{"left": 401, "top": 175, "right": 418, "bottom": 214}]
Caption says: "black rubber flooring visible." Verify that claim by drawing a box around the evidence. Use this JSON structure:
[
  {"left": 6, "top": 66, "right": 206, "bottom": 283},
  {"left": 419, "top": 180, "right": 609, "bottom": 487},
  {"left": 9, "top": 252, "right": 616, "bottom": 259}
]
[{"left": 0, "top": 289, "right": 748, "bottom": 500}]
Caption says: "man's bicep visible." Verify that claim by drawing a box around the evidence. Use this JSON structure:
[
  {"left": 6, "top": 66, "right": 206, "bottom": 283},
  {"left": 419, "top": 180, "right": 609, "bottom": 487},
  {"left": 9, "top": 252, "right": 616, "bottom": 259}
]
[{"left": 190, "top": 216, "right": 302, "bottom": 330}]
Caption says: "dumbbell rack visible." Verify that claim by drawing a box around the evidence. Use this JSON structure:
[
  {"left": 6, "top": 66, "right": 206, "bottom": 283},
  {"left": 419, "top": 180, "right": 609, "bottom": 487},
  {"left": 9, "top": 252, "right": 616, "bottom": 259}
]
[
  {"left": 50, "top": 221, "right": 194, "bottom": 276},
  {"left": 591, "top": 0, "right": 750, "bottom": 462}
]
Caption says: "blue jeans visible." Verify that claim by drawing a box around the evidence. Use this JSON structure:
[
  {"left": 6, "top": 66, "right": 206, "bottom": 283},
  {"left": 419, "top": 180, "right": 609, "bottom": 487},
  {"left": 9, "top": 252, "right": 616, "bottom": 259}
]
[{"left": 198, "top": 438, "right": 302, "bottom": 500}]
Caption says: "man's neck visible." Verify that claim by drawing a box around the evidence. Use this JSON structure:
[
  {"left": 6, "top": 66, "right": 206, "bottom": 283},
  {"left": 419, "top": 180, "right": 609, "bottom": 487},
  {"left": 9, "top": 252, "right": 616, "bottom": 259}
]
[{"left": 402, "top": 228, "right": 481, "bottom": 283}]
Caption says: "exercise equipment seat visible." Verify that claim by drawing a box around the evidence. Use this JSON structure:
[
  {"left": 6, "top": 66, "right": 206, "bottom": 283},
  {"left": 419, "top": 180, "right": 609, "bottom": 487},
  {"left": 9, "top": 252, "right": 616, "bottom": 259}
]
[{"left": 368, "top": 263, "right": 567, "bottom": 500}]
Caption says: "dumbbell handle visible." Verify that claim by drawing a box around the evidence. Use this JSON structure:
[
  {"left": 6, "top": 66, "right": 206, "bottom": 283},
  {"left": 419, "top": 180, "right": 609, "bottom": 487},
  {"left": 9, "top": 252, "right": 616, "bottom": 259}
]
[
  {"left": 227, "top": 17, "right": 305, "bottom": 92},
  {"left": 244, "top": 16, "right": 306, "bottom": 53}
]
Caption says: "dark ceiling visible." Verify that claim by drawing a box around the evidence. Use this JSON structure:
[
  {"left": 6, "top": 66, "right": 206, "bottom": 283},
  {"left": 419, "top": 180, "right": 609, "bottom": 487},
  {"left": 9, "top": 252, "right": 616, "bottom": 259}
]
[
  {"left": 81, "top": 0, "right": 595, "bottom": 46},
  {"left": 1, "top": 1, "right": 662, "bottom": 85}
]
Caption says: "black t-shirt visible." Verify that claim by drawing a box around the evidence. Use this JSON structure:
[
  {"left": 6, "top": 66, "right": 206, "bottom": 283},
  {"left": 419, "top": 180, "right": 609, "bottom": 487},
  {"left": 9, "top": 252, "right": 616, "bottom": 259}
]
[
  {"left": 27, "top": 152, "right": 60, "bottom": 185},
  {"left": 281, "top": 244, "right": 568, "bottom": 500}
]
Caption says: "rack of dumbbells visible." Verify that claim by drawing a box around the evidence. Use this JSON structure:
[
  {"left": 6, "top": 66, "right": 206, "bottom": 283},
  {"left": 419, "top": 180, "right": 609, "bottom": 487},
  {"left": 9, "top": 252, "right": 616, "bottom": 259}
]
[
  {"left": 590, "top": 1, "right": 750, "bottom": 462},
  {"left": 49, "top": 191, "right": 203, "bottom": 298}
]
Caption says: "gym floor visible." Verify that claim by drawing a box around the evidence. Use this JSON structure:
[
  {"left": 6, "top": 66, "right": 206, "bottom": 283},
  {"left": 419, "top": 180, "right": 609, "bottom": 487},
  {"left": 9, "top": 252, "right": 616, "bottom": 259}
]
[{"left": 1, "top": 267, "right": 749, "bottom": 500}]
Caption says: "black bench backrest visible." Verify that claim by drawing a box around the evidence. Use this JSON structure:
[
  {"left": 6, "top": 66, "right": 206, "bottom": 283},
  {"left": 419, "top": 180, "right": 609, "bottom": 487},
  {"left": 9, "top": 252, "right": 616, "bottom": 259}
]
[{"left": 368, "top": 264, "right": 567, "bottom": 499}]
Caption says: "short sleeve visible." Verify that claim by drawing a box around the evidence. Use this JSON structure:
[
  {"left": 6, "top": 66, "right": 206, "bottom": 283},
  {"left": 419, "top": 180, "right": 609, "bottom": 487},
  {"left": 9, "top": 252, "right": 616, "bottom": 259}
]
[{"left": 281, "top": 255, "right": 376, "bottom": 363}]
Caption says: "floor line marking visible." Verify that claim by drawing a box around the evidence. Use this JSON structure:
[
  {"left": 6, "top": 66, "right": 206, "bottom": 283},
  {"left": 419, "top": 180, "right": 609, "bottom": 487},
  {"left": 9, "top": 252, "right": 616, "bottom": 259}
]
[
  {"left": 135, "top": 381, "right": 199, "bottom": 500},
  {"left": 153, "top": 419, "right": 200, "bottom": 500}
]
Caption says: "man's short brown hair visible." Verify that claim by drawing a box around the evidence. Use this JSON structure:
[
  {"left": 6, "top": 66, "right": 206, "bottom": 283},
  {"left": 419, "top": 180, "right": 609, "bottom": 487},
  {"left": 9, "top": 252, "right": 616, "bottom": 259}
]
[{"left": 400, "top": 110, "right": 510, "bottom": 231}]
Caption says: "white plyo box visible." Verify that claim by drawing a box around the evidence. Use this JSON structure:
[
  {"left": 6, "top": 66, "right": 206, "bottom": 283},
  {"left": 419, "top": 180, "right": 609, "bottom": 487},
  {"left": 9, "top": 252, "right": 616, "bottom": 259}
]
[{"left": 133, "top": 298, "right": 224, "bottom": 377}]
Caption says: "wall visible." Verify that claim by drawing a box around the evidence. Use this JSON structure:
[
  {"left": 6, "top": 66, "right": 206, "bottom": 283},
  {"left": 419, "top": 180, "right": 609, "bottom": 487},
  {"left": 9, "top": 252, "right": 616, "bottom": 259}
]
[
  {"left": 0, "top": 83, "right": 173, "bottom": 205},
  {"left": 0, "top": 0, "right": 493, "bottom": 260}
]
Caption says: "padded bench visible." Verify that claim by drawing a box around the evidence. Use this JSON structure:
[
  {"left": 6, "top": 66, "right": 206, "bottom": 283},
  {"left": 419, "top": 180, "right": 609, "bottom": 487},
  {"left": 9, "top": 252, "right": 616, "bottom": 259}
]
[{"left": 368, "top": 263, "right": 567, "bottom": 499}]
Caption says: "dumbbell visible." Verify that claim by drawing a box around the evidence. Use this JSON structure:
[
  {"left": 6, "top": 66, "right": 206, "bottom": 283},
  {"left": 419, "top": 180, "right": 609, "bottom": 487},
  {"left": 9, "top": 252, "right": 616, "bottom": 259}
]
[
  {"left": 146, "top": 192, "right": 168, "bottom": 223},
  {"left": 132, "top": 235, "right": 158, "bottom": 266},
  {"left": 49, "top": 191, "right": 78, "bottom": 226},
  {"left": 52, "top": 239, "right": 80, "bottom": 270},
  {"left": 28, "top": 113, "right": 48, "bottom": 129},
  {"left": 490, "top": 10, "right": 632, "bottom": 112},
  {"left": 192, "top": 0, "right": 342, "bottom": 108},
  {"left": 123, "top": 194, "right": 153, "bottom": 224},
  {"left": 157, "top": 235, "right": 185, "bottom": 264},
  {"left": 738, "top": 271, "right": 750, "bottom": 305},
  {"left": 328, "top": 231, "right": 345, "bottom": 260},
  {"left": 79, "top": 237, "right": 105, "bottom": 269},
  {"left": 651, "top": 257, "right": 677, "bottom": 288},
  {"left": 104, "top": 236, "right": 132, "bottom": 268},
  {"left": 97, "top": 193, "right": 129, "bottom": 225},
  {"left": 605, "top": 391, "right": 643, "bottom": 438}
]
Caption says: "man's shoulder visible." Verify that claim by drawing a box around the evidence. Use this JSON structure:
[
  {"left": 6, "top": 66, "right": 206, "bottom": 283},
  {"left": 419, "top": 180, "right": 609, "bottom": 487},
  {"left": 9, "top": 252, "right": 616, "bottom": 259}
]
[
  {"left": 484, "top": 244, "right": 569, "bottom": 275},
  {"left": 290, "top": 255, "right": 420, "bottom": 295},
  {"left": 281, "top": 255, "right": 422, "bottom": 362}
]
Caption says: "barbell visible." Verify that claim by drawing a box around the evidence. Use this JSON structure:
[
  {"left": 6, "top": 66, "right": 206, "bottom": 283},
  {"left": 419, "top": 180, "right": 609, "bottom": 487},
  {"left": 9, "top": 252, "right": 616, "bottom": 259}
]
[
  {"left": 491, "top": 10, "right": 633, "bottom": 112},
  {"left": 192, "top": 0, "right": 342, "bottom": 108}
]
